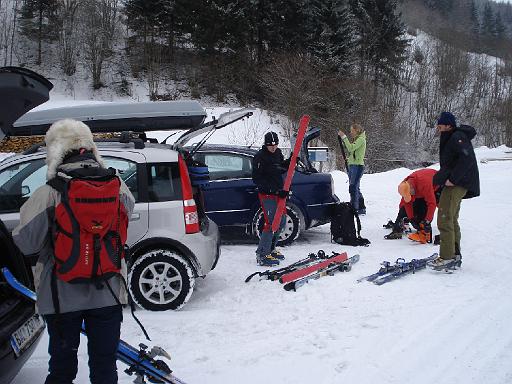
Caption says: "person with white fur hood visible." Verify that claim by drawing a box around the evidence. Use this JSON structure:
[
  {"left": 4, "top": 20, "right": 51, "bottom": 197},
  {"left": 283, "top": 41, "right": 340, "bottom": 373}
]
[{"left": 12, "top": 119, "right": 135, "bottom": 384}]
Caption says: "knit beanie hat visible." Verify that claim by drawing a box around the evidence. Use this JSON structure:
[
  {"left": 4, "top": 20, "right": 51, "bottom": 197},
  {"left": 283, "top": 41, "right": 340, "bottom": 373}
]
[
  {"left": 437, "top": 112, "right": 457, "bottom": 127},
  {"left": 264, "top": 131, "right": 279, "bottom": 146}
]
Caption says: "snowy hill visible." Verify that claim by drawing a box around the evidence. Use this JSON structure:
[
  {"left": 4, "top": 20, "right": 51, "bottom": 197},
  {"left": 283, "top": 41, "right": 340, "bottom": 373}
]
[{"left": 12, "top": 145, "right": 512, "bottom": 384}]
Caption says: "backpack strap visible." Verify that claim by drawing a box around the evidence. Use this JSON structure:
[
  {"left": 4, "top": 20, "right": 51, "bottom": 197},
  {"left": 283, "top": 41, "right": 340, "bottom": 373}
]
[
  {"left": 353, "top": 206, "right": 362, "bottom": 238},
  {"left": 352, "top": 205, "right": 371, "bottom": 246}
]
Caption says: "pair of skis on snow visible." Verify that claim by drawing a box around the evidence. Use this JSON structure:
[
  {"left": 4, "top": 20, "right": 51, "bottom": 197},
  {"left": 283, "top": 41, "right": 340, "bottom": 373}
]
[
  {"left": 246, "top": 250, "right": 360, "bottom": 291},
  {"left": 357, "top": 253, "right": 439, "bottom": 285},
  {"left": 1, "top": 267, "right": 186, "bottom": 384}
]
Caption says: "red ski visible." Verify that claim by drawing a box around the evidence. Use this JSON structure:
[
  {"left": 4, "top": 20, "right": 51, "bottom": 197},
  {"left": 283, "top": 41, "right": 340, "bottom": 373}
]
[
  {"left": 271, "top": 115, "right": 311, "bottom": 232},
  {"left": 279, "top": 252, "right": 348, "bottom": 283}
]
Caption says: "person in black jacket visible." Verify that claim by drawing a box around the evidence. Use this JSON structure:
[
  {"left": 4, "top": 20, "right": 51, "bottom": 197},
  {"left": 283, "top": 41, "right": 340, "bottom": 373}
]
[
  {"left": 427, "top": 112, "right": 480, "bottom": 269},
  {"left": 252, "top": 131, "right": 289, "bottom": 266}
]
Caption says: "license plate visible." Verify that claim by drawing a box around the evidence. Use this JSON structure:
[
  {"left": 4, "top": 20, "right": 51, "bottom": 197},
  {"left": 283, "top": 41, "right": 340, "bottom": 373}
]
[{"left": 10, "top": 314, "right": 45, "bottom": 357}]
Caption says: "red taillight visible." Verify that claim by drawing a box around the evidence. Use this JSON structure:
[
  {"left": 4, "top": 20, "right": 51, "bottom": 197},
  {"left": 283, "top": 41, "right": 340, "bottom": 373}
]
[{"left": 178, "top": 154, "right": 200, "bottom": 234}]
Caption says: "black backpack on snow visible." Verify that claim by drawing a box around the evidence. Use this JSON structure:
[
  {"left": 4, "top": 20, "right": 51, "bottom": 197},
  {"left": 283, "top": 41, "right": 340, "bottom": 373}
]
[{"left": 330, "top": 202, "right": 370, "bottom": 246}]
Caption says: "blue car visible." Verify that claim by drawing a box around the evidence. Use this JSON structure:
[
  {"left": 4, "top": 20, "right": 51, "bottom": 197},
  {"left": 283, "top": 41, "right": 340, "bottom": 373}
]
[{"left": 193, "top": 128, "right": 339, "bottom": 245}]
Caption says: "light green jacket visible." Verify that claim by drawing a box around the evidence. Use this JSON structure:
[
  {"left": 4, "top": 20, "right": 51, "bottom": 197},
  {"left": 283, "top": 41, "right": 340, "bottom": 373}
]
[{"left": 342, "top": 131, "right": 366, "bottom": 166}]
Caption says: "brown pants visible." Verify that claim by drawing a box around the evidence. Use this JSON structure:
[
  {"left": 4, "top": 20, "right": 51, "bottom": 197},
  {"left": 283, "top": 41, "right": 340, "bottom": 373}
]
[{"left": 437, "top": 186, "right": 467, "bottom": 260}]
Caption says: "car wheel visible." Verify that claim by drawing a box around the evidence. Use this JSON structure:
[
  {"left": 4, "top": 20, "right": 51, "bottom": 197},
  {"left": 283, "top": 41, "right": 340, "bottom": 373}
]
[
  {"left": 128, "top": 249, "right": 195, "bottom": 311},
  {"left": 253, "top": 205, "right": 301, "bottom": 246}
]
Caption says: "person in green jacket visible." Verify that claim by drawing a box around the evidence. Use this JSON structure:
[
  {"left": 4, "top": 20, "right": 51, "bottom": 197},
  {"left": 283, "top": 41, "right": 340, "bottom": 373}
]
[{"left": 338, "top": 123, "right": 367, "bottom": 215}]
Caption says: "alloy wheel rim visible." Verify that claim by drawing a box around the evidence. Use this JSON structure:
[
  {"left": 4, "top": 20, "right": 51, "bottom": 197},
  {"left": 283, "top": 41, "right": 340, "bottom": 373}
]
[{"left": 139, "top": 261, "right": 182, "bottom": 305}]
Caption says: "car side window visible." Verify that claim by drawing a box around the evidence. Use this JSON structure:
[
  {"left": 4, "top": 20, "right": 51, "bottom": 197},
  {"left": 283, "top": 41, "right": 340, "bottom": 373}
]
[
  {"left": 146, "top": 163, "right": 181, "bottom": 202},
  {"left": 0, "top": 158, "right": 47, "bottom": 212},
  {"left": 103, "top": 157, "right": 139, "bottom": 202},
  {"left": 203, "top": 153, "right": 252, "bottom": 181}
]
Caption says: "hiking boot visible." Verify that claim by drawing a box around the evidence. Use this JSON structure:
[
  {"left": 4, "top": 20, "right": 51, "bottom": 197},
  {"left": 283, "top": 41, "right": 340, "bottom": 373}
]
[
  {"left": 257, "top": 254, "right": 280, "bottom": 267},
  {"left": 408, "top": 230, "right": 431, "bottom": 244},
  {"left": 427, "top": 256, "right": 461, "bottom": 270},
  {"left": 271, "top": 249, "right": 285, "bottom": 260},
  {"left": 384, "top": 230, "right": 403, "bottom": 240}
]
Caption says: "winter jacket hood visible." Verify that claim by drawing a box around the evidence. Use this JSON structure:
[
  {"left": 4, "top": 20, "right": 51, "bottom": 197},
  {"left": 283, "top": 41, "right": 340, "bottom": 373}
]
[
  {"left": 45, "top": 118, "right": 106, "bottom": 179},
  {"left": 433, "top": 124, "right": 480, "bottom": 199}
]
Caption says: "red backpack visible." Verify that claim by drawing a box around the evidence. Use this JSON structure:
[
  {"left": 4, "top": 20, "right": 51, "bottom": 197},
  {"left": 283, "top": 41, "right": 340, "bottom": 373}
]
[{"left": 48, "top": 169, "right": 128, "bottom": 284}]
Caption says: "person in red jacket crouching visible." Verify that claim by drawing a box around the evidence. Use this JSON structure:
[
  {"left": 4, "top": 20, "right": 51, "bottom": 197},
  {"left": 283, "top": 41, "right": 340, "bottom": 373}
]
[{"left": 384, "top": 168, "right": 441, "bottom": 243}]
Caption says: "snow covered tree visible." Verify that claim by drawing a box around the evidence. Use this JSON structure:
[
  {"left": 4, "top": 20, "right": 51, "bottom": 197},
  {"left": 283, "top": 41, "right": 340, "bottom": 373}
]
[
  {"left": 306, "top": 0, "right": 357, "bottom": 76},
  {"left": 350, "top": 0, "right": 409, "bottom": 84}
]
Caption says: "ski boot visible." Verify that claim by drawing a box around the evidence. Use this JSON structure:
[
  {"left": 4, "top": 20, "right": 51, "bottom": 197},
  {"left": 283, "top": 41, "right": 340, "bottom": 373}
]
[
  {"left": 271, "top": 249, "right": 285, "bottom": 260},
  {"left": 408, "top": 230, "right": 431, "bottom": 244},
  {"left": 408, "top": 222, "right": 432, "bottom": 244},
  {"left": 384, "top": 230, "right": 403, "bottom": 239},
  {"left": 257, "top": 254, "right": 280, "bottom": 267}
]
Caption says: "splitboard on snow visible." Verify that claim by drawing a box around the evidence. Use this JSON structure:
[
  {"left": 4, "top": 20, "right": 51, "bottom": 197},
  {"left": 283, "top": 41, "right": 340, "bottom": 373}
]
[
  {"left": 245, "top": 250, "right": 359, "bottom": 291},
  {"left": 271, "top": 115, "right": 311, "bottom": 232},
  {"left": 1, "top": 267, "right": 187, "bottom": 384},
  {"left": 283, "top": 254, "right": 360, "bottom": 292},
  {"left": 358, "top": 253, "right": 438, "bottom": 285}
]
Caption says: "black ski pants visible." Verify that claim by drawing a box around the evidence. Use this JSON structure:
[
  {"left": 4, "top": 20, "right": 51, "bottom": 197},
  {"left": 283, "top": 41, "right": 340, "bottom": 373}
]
[{"left": 43, "top": 305, "right": 122, "bottom": 384}]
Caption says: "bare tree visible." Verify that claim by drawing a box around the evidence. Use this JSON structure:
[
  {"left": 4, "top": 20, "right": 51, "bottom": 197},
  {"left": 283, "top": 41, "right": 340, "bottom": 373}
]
[
  {"left": 81, "top": 0, "right": 119, "bottom": 89},
  {"left": 0, "top": 0, "right": 20, "bottom": 66},
  {"left": 57, "top": 0, "right": 80, "bottom": 76},
  {"left": 259, "top": 53, "right": 326, "bottom": 140}
]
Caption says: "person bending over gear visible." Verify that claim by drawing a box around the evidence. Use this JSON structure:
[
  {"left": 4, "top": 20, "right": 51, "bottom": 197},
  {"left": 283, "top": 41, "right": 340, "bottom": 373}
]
[
  {"left": 385, "top": 168, "right": 440, "bottom": 243},
  {"left": 12, "top": 119, "right": 135, "bottom": 384},
  {"left": 252, "top": 131, "right": 290, "bottom": 267}
]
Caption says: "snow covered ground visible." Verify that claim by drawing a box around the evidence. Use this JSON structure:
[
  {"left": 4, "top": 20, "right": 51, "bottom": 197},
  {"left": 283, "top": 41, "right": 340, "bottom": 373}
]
[{"left": 11, "top": 144, "right": 512, "bottom": 384}]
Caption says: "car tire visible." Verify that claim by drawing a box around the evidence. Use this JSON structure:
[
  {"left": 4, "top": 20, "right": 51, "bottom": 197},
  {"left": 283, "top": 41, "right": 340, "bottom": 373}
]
[
  {"left": 128, "top": 249, "right": 195, "bottom": 311},
  {"left": 253, "top": 204, "right": 301, "bottom": 246}
]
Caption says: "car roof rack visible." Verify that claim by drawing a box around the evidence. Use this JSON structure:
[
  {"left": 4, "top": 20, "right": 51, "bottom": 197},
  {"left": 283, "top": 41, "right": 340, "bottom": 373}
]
[
  {"left": 12, "top": 100, "right": 207, "bottom": 137},
  {"left": 22, "top": 131, "right": 161, "bottom": 154}
]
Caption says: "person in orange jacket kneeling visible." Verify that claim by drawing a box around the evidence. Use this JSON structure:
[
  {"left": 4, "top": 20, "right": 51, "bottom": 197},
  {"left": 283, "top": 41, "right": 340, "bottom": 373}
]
[{"left": 384, "top": 168, "right": 441, "bottom": 243}]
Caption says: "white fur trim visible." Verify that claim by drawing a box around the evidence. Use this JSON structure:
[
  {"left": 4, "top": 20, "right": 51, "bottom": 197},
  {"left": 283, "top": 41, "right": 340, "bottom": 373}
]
[{"left": 45, "top": 119, "right": 105, "bottom": 179}]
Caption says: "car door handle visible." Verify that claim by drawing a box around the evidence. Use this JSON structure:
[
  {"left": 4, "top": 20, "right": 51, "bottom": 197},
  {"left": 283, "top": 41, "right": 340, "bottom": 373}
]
[
  {"left": 245, "top": 189, "right": 257, "bottom": 194},
  {"left": 130, "top": 213, "right": 140, "bottom": 221}
]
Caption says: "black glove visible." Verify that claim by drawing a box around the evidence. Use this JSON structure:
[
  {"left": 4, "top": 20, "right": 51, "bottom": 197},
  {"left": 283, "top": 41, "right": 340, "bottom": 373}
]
[
  {"left": 284, "top": 156, "right": 299, "bottom": 168},
  {"left": 410, "top": 218, "right": 420, "bottom": 230},
  {"left": 277, "top": 189, "right": 289, "bottom": 198},
  {"left": 420, "top": 220, "right": 432, "bottom": 233}
]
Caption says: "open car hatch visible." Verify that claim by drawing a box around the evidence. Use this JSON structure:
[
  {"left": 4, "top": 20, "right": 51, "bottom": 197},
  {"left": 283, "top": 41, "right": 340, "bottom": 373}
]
[
  {"left": 173, "top": 108, "right": 254, "bottom": 153},
  {"left": 0, "top": 66, "right": 54, "bottom": 139}
]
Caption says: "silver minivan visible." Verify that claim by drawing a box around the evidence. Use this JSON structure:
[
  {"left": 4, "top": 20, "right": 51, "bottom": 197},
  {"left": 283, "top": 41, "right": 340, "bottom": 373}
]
[{"left": 0, "top": 67, "right": 250, "bottom": 311}]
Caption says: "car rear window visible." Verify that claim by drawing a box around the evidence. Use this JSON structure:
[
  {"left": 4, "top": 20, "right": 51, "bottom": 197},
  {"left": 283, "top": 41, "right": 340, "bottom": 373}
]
[{"left": 146, "top": 163, "right": 182, "bottom": 202}]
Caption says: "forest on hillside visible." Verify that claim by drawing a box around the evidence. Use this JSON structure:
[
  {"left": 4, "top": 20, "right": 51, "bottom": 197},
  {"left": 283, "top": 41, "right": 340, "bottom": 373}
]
[{"left": 0, "top": 0, "right": 511, "bottom": 170}]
